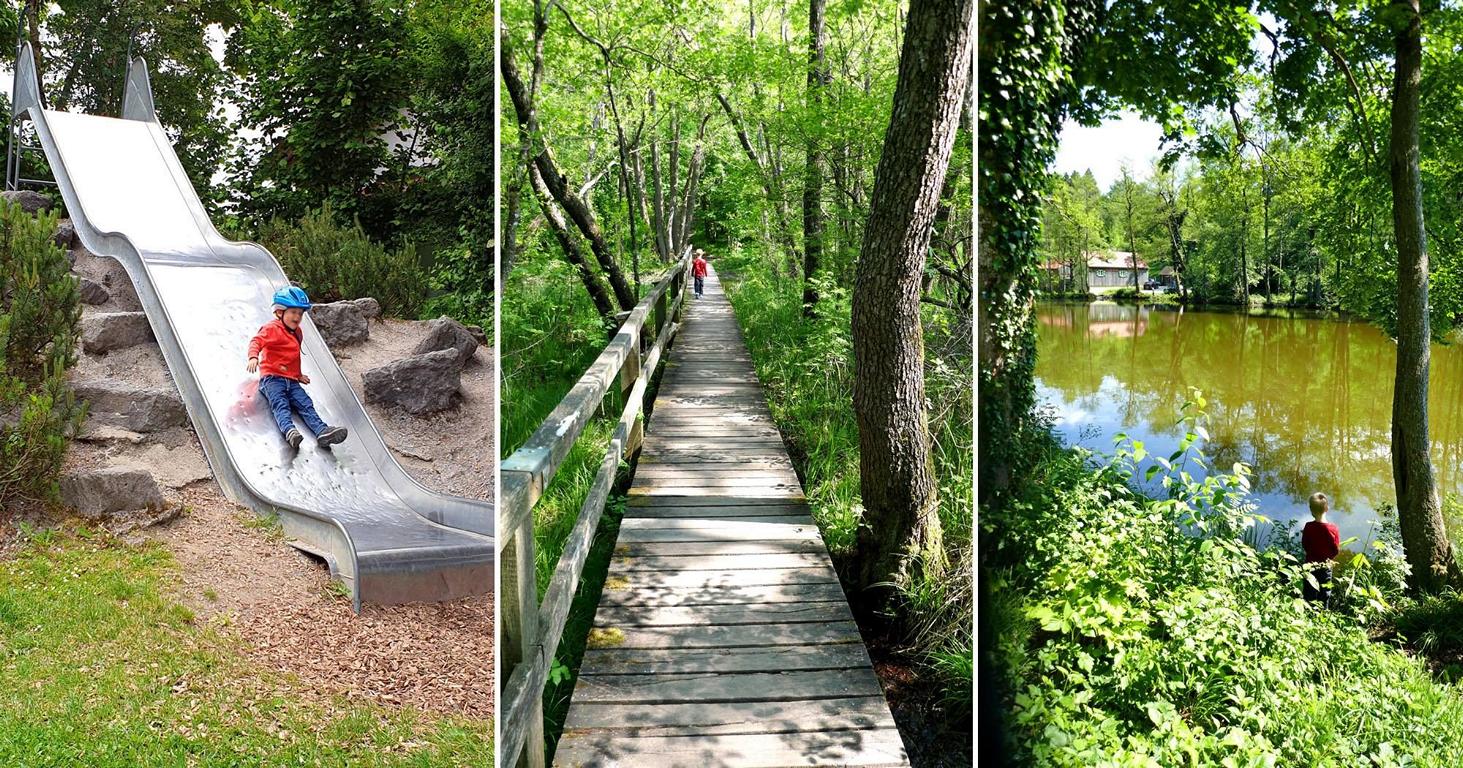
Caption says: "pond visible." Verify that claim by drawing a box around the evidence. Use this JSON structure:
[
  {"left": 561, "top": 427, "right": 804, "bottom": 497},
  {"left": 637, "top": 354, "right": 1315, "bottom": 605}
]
[{"left": 1036, "top": 301, "right": 1463, "bottom": 544}]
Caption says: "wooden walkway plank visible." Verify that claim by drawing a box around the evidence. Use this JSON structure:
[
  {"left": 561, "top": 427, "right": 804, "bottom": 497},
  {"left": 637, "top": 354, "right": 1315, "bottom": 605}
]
[{"left": 555, "top": 269, "right": 907, "bottom": 767}]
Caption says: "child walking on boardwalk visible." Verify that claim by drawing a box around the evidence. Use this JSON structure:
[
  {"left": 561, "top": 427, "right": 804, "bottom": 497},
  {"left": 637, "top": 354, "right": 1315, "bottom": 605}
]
[
  {"left": 692, "top": 249, "right": 708, "bottom": 297},
  {"left": 1301, "top": 491, "right": 1340, "bottom": 608},
  {"left": 247, "top": 286, "right": 348, "bottom": 449}
]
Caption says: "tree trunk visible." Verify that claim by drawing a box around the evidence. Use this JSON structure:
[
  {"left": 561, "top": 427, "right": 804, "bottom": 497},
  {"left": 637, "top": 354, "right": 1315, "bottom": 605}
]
[
  {"left": 802, "top": 0, "right": 829, "bottom": 316},
  {"left": 1388, "top": 0, "right": 1459, "bottom": 593},
  {"left": 501, "top": 31, "right": 637, "bottom": 311},
  {"left": 501, "top": 139, "right": 527, "bottom": 283},
  {"left": 851, "top": 0, "right": 971, "bottom": 594},
  {"left": 530, "top": 165, "right": 617, "bottom": 324},
  {"left": 25, "top": 0, "right": 46, "bottom": 107}
]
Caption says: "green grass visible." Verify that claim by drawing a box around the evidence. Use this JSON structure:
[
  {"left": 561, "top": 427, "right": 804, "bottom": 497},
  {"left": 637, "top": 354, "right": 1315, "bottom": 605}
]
[
  {"left": 501, "top": 248, "right": 654, "bottom": 763},
  {"left": 0, "top": 523, "right": 490, "bottom": 766},
  {"left": 717, "top": 245, "right": 974, "bottom": 708}
]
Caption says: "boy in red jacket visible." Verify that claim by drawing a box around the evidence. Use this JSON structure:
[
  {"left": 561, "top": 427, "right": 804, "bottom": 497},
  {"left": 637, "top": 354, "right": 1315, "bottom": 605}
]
[
  {"left": 1300, "top": 491, "right": 1340, "bottom": 608},
  {"left": 692, "top": 249, "right": 708, "bottom": 297},
  {"left": 247, "top": 286, "right": 348, "bottom": 449}
]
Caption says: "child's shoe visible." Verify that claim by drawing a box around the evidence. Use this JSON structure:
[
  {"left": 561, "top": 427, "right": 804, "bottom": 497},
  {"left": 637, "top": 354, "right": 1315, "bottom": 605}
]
[
  {"left": 285, "top": 428, "right": 304, "bottom": 449},
  {"left": 317, "top": 426, "right": 348, "bottom": 446}
]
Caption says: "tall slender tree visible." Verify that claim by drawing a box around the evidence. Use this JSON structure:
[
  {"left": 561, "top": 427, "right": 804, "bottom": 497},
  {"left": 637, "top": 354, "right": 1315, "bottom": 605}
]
[
  {"left": 851, "top": 0, "right": 972, "bottom": 592},
  {"left": 802, "top": 0, "right": 829, "bottom": 316},
  {"left": 1386, "top": 0, "right": 1459, "bottom": 591}
]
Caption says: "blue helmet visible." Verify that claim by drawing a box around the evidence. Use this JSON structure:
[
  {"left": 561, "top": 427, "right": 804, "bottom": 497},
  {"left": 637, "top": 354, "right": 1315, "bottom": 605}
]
[{"left": 271, "top": 286, "right": 312, "bottom": 311}]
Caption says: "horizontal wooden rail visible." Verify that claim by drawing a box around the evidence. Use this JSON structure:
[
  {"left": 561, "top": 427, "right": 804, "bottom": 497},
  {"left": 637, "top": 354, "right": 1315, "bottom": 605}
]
[{"left": 500, "top": 248, "right": 690, "bottom": 768}]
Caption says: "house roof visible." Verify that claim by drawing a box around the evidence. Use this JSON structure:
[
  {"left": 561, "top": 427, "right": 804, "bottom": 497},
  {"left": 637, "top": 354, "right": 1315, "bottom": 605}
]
[{"left": 1085, "top": 250, "right": 1147, "bottom": 270}]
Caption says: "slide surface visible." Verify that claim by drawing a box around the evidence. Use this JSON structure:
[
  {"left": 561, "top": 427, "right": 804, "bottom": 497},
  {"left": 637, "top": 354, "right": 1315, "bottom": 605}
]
[{"left": 11, "top": 46, "right": 493, "bottom": 608}]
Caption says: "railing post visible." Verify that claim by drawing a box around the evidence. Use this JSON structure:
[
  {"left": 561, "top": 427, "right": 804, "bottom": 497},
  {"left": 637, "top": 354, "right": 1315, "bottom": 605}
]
[{"left": 501, "top": 471, "right": 546, "bottom": 768}]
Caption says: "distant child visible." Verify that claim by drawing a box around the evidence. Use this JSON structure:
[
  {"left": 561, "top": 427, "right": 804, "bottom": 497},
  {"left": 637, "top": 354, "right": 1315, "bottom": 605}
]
[
  {"left": 692, "top": 249, "right": 709, "bottom": 297},
  {"left": 1300, "top": 492, "right": 1340, "bottom": 608},
  {"left": 246, "top": 286, "right": 348, "bottom": 449}
]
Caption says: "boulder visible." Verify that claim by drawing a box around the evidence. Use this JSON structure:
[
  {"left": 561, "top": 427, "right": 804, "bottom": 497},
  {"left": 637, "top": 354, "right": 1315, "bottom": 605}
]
[
  {"left": 60, "top": 468, "right": 165, "bottom": 518},
  {"left": 73, "top": 379, "right": 188, "bottom": 432},
  {"left": 309, "top": 300, "right": 369, "bottom": 347},
  {"left": 363, "top": 349, "right": 462, "bottom": 416},
  {"left": 2, "top": 189, "right": 53, "bottom": 214},
  {"left": 81, "top": 312, "right": 154, "bottom": 354},
  {"left": 54, "top": 220, "right": 77, "bottom": 249},
  {"left": 78, "top": 277, "right": 110, "bottom": 305},
  {"left": 412, "top": 316, "right": 479, "bottom": 367},
  {"left": 349, "top": 297, "right": 382, "bottom": 321}
]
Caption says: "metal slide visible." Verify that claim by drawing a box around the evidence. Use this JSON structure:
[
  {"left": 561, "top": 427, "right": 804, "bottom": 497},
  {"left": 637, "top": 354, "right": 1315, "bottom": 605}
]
[{"left": 9, "top": 45, "right": 493, "bottom": 610}]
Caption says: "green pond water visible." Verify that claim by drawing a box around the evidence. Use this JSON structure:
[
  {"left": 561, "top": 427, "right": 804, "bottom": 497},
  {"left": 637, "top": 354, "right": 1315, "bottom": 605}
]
[{"left": 1036, "top": 302, "right": 1463, "bottom": 543}]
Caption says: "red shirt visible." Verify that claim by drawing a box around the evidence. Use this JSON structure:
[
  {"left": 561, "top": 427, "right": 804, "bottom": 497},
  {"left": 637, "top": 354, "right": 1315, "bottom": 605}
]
[
  {"left": 248, "top": 318, "right": 305, "bottom": 380},
  {"left": 692, "top": 257, "right": 708, "bottom": 278},
  {"left": 1301, "top": 520, "right": 1340, "bottom": 564}
]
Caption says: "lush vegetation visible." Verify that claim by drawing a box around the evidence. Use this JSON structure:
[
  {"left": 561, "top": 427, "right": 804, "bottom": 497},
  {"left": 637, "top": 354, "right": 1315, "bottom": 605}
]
[
  {"left": 986, "top": 416, "right": 1463, "bottom": 764},
  {"left": 0, "top": 200, "right": 84, "bottom": 507},
  {"left": 255, "top": 207, "right": 426, "bottom": 319},
  {"left": 0, "top": 524, "right": 489, "bottom": 766},
  {"left": 984, "top": 0, "right": 1463, "bottom": 763},
  {"left": 503, "top": 0, "right": 972, "bottom": 759}
]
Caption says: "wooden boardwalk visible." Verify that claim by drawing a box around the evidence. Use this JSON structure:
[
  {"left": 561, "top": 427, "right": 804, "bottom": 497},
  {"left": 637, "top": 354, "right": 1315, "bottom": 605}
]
[{"left": 554, "top": 269, "right": 908, "bottom": 767}]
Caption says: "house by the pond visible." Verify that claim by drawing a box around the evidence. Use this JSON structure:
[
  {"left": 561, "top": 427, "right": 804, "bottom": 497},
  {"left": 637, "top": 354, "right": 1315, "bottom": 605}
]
[{"left": 1086, "top": 251, "right": 1148, "bottom": 289}]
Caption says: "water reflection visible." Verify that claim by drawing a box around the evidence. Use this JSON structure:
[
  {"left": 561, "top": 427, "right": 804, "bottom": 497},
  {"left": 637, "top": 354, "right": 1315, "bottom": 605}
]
[{"left": 1036, "top": 302, "right": 1463, "bottom": 543}]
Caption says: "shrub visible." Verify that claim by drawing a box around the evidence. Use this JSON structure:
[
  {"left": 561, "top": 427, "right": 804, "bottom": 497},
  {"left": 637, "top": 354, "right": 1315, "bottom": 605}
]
[
  {"left": 986, "top": 392, "right": 1463, "bottom": 765},
  {"left": 255, "top": 205, "right": 426, "bottom": 318},
  {"left": 0, "top": 199, "right": 85, "bottom": 505}
]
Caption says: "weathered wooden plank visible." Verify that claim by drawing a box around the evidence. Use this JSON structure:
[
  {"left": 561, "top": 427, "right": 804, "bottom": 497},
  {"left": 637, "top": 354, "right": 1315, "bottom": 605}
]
[
  {"left": 633, "top": 461, "right": 796, "bottom": 475},
  {"left": 612, "top": 522, "right": 818, "bottom": 544},
  {"left": 602, "top": 567, "right": 837, "bottom": 591},
  {"left": 632, "top": 476, "right": 804, "bottom": 490},
  {"left": 615, "top": 539, "right": 826, "bottom": 557},
  {"left": 613, "top": 552, "right": 830, "bottom": 572},
  {"left": 629, "top": 486, "right": 805, "bottom": 499},
  {"left": 554, "top": 727, "right": 909, "bottom": 767},
  {"left": 623, "top": 506, "right": 809, "bottom": 521},
  {"left": 592, "top": 600, "right": 851, "bottom": 628},
  {"left": 637, "top": 452, "right": 796, "bottom": 465},
  {"left": 570, "top": 668, "right": 885, "bottom": 705},
  {"left": 628, "top": 496, "right": 807, "bottom": 508},
  {"left": 619, "top": 516, "right": 816, "bottom": 530},
  {"left": 584, "top": 621, "right": 861, "bottom": 650},
  {"left": 578, "top": 643, "right": 870, "bottom": 677},
  {"left": 597, "top": 581, "right": 848, "bottom": 608},
  {"left": 563, "top": 696, "right": 895, "bottom": 737}
]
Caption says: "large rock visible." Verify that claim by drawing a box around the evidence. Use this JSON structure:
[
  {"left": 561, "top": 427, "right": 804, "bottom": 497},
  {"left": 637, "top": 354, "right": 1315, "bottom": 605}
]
[
  {"left": 349, "top": 297, "right": 382, "bottom": 321},
  {"left": 465, "top": 324, "right": 488, "bottom": 347},
  {"left": 78, "top": 277, "right": 110, "bottom": 305},
  {"left": 73, "top": 379, "right": 188, "bottom": 432},
  {"left": 363, "top": 349, "right": 462, "bottom": 416},
  {"left": 60, "top": 468, "right": 165, "bottom": 518},
  {"left": 412, "top": 316, "right": 479, "bottom": 367},
  {"left": 309, "top": 300, "right": 369, "bottom": 347},
  {"left": 81, "top": 312, "right": 154, "bottom": 354},
  {"left": 2, "top": 189, "right": 52, "bottom": 214},
  {"left": 54, "top": 220, "right": 77, "bottom": 249}
]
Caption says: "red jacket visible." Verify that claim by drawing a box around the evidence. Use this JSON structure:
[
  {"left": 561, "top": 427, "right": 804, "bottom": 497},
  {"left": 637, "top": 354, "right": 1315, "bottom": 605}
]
[
  {"left": 692, "top": 257, "right": 708, "bottom": 278},
  {"left": 248, "top": 318, "right": 305, "bottom": 380},
  {"left": 1301, "top": 520, "right": 1340, "bottom": 564}
]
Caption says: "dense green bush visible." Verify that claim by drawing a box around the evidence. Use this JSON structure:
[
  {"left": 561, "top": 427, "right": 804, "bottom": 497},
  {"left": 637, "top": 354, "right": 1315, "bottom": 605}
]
[
  {"left": 422, "top": 232, "right": 492, "bottom": 330},
  {"left": 255, "top": 205, "right": 425, "bottom": 318},
  {"left": 0, "top": 200, "right": 85, "bottom": 506},
  {"left": 986, "top": 395, "right": 1463, "bottom": 765}
]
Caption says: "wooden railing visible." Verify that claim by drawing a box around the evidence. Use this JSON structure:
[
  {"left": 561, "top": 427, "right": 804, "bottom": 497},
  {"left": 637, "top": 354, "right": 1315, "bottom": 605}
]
[{"left": 498, "top": 248, "right": 691, "bottom": 767}]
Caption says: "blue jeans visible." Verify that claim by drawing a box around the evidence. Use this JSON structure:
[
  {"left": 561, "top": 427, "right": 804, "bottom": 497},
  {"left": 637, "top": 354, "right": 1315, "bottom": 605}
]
[
  {"left": 259, "top": 375, "right": 327, "bottom": 437},
  {"left": 694, "top": 276, "right": 704, "bottom": 295}
]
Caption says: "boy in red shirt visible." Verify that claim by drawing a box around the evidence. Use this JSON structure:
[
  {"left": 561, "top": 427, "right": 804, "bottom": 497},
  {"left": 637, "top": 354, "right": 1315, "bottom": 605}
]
[
  {"left": 1300, "top": 491, "right": 1340, "bottom": 608},
  {"left": 247, "top": 286, "right": 348, "bottom": 450},
  {"left": 692, "top": 249, "right": 708, "bottom": 298}
]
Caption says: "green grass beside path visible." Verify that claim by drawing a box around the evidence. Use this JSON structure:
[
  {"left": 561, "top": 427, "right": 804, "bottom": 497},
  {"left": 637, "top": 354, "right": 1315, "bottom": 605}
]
[{"left": 0, "top": 524, "right": 491, "bottom": 767}]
